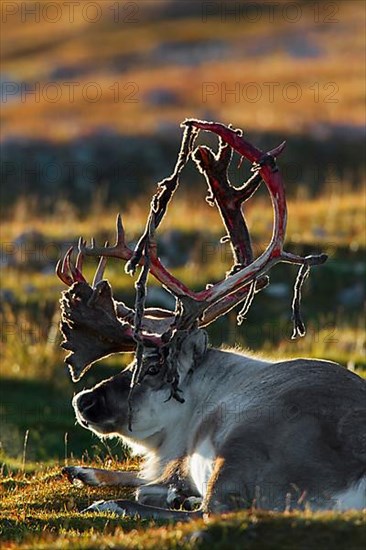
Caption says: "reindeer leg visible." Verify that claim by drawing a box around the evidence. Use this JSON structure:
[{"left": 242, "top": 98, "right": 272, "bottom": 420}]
[
  {"left": 82, "top": 499, "right": 202, "bottom": 521},
  {"left": 64, "top": 466, "right": 202, "bottom": 515},
  {"left": 62, "top": 466, "right": 144, "bottom": 488},
  {"left": 136, "top": 482, "right": 202, "bottom": 510},
  {"left": 135, "top": 458, "right": 201, "bottom": 509}
]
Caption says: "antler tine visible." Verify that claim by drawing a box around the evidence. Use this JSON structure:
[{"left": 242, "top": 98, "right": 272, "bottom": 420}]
[
  {"left": 179, "top": 119, "right": 327, "bottom": 335},
  {"left": 56, "top": 259, "right": 72, "bottom": 286},
  {"left": 267, "top": 141, "right": 287, "bottom": 158},
  {"left": 63, "top": 246, "right": 73, "bottom": 271},
  {"left": 56, "top": 247, "right": 75, "bottom": 286},
  {"left": 78, "top": 213, "right": 131, "bottom": 260},
  {"left": 92, "top": 241, "right": 109, "bottom": 288},
  {"left": 116, "top": 212, "right": 126, "bottom": 246},
  {"left": 75, "top": 241, "right": 86, "bottom": 272},
  {"left": 200, "top": 277, "right": 269, "bottom": 327}
]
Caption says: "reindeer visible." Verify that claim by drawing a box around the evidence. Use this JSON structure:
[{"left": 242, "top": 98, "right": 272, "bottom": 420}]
[{"left": 57, "top": 120, "right": 366, "bottom": 519}]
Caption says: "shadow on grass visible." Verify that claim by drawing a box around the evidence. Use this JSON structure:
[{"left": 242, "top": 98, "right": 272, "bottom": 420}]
[{"left": 0, "top": 373, "right": 127, "bottom": 470}]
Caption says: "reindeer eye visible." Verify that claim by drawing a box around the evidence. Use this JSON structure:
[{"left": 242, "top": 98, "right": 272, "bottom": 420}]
[{"left": 146, "top": 365, "right": 160, "bottom": 376}]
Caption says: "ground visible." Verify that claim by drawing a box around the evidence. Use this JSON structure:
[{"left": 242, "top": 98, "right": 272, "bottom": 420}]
[
  {"left": 1, "top": 1, "right": 365, "bottom": 547},
  {"left": 1, "top": 464, "right": 365, "bottom": 550}
]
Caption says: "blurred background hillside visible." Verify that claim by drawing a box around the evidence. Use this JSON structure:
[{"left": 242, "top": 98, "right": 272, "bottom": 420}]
[
  {"left": 0, "top": 0, "right": 365, "bottom": 467},
  {"left": 1, "top": 0, "right": 365, "bottom": 212}
]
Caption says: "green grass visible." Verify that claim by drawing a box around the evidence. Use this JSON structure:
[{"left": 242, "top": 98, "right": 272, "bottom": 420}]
[
  {"left": 1, "top": 251, "right": 364, "bottom": 548},
  {"left": 1, "top": 188, "right": 365, "bottom": 306},
  {"left": 1, "top": 361, "right": 365, "bottom": 548},
  {"left": 0, "top": 466, "right": 365, "bottom": 549},
  {"left": 1, "top": 2, "right": 365, "bottom": 547}
]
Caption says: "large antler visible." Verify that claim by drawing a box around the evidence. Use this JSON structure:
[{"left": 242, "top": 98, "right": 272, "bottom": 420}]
[
  {"left": 56, "top": 246, "right": 173, "bottom": 382},
  {"left": 55, "top": 124, "right": 195, "bottom": 383},
  {"left": 183, "top": 119, "right": 327, "bottom": 333},
  {"left": 76, "top": 124, "right": 199, "bottom": 300},
  {"left": 57, "top": 119, "right": 327, "bottom": 388}
]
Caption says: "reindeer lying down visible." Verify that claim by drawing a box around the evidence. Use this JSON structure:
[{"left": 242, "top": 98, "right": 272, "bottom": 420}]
[{"left": 58, "top": 120, "right": 366, "bottom": 519}]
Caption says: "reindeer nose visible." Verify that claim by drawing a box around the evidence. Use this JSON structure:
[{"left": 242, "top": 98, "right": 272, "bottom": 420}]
[
  {"left": 75, "top": 392, "right": 97, "bottom": 414},
  {"left": 74, "top": 391, "right": 107, "bottom": 423}
]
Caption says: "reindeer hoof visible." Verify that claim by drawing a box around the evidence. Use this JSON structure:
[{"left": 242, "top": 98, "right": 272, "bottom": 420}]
[
  {"left": 62, "top": 466, "right": 99, "bottom": 487},
  {"left": 81, "top": 500, "right": 128, "bottom": 515}
]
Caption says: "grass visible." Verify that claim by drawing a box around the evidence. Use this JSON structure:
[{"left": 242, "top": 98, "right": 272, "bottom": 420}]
[
  {"left": 2, "top": 186, "right": 365, "bottom": 246},
  {"left": 1, "top": 185, "right": 365, "bottom": 550},
  {"left": 0, "top": 466, "right": 365, "bottom": 549},
  {"left": 1, "top": 187, "right": 365, "bottom": 375},
  {"left": 1, "top": 2, "right": 365, "bottom": 546}
]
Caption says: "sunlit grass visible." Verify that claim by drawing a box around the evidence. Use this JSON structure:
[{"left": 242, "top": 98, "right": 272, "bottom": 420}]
[
  {"left": 0, "top": 465, "right": 365, "bottom": 549},
  {"left": 1, "top": 187, "right": 365, "bottom": 380},
  {"left": 0, "top": 304, "right": 62, "bottom": 380},
  {"left": 1, "top": 4, "right": 365, "bottom": 547},
  {"left": 262, "top": 322, "right": 366, "bottom": 375},
  {"left": 2, "top": 187, "right": 365, "bottom": 246}
]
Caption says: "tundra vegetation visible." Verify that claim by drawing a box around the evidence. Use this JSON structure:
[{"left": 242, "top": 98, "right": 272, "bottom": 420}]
[
  {"left": 1, "top": 144, "right": 365, "bottom": 550},
  {"left": 1, "top": 1, "right": 365, "bottom": 548}
]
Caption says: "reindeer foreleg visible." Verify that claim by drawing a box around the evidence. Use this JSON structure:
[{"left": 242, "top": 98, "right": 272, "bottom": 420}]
[{"left": 62, "top": 466, "right": 144, "bottom": 488}]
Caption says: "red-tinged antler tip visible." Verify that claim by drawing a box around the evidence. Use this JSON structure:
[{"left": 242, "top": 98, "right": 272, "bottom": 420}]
[
  {"left": 55, "top": 258, "right": 63, "bottom": 278},
  {"left": 63, "top": 246, "right": 73, "bottom": 271},
  {"left": 56, "top": 249, "right": 74, "bottom": 286}
]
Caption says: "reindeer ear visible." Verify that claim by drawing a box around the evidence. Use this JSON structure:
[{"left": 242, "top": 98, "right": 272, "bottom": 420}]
[{"left": 176, "top": 329, "right": 208, "bottom": 381}]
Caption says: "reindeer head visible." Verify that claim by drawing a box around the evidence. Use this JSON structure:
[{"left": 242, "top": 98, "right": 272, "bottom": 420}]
[
  {"left": 71, "top": 328, "right": 208, "bottom": 440},
  {"left": 57, "top": 119, "right": 327, "bottom": 434}
]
